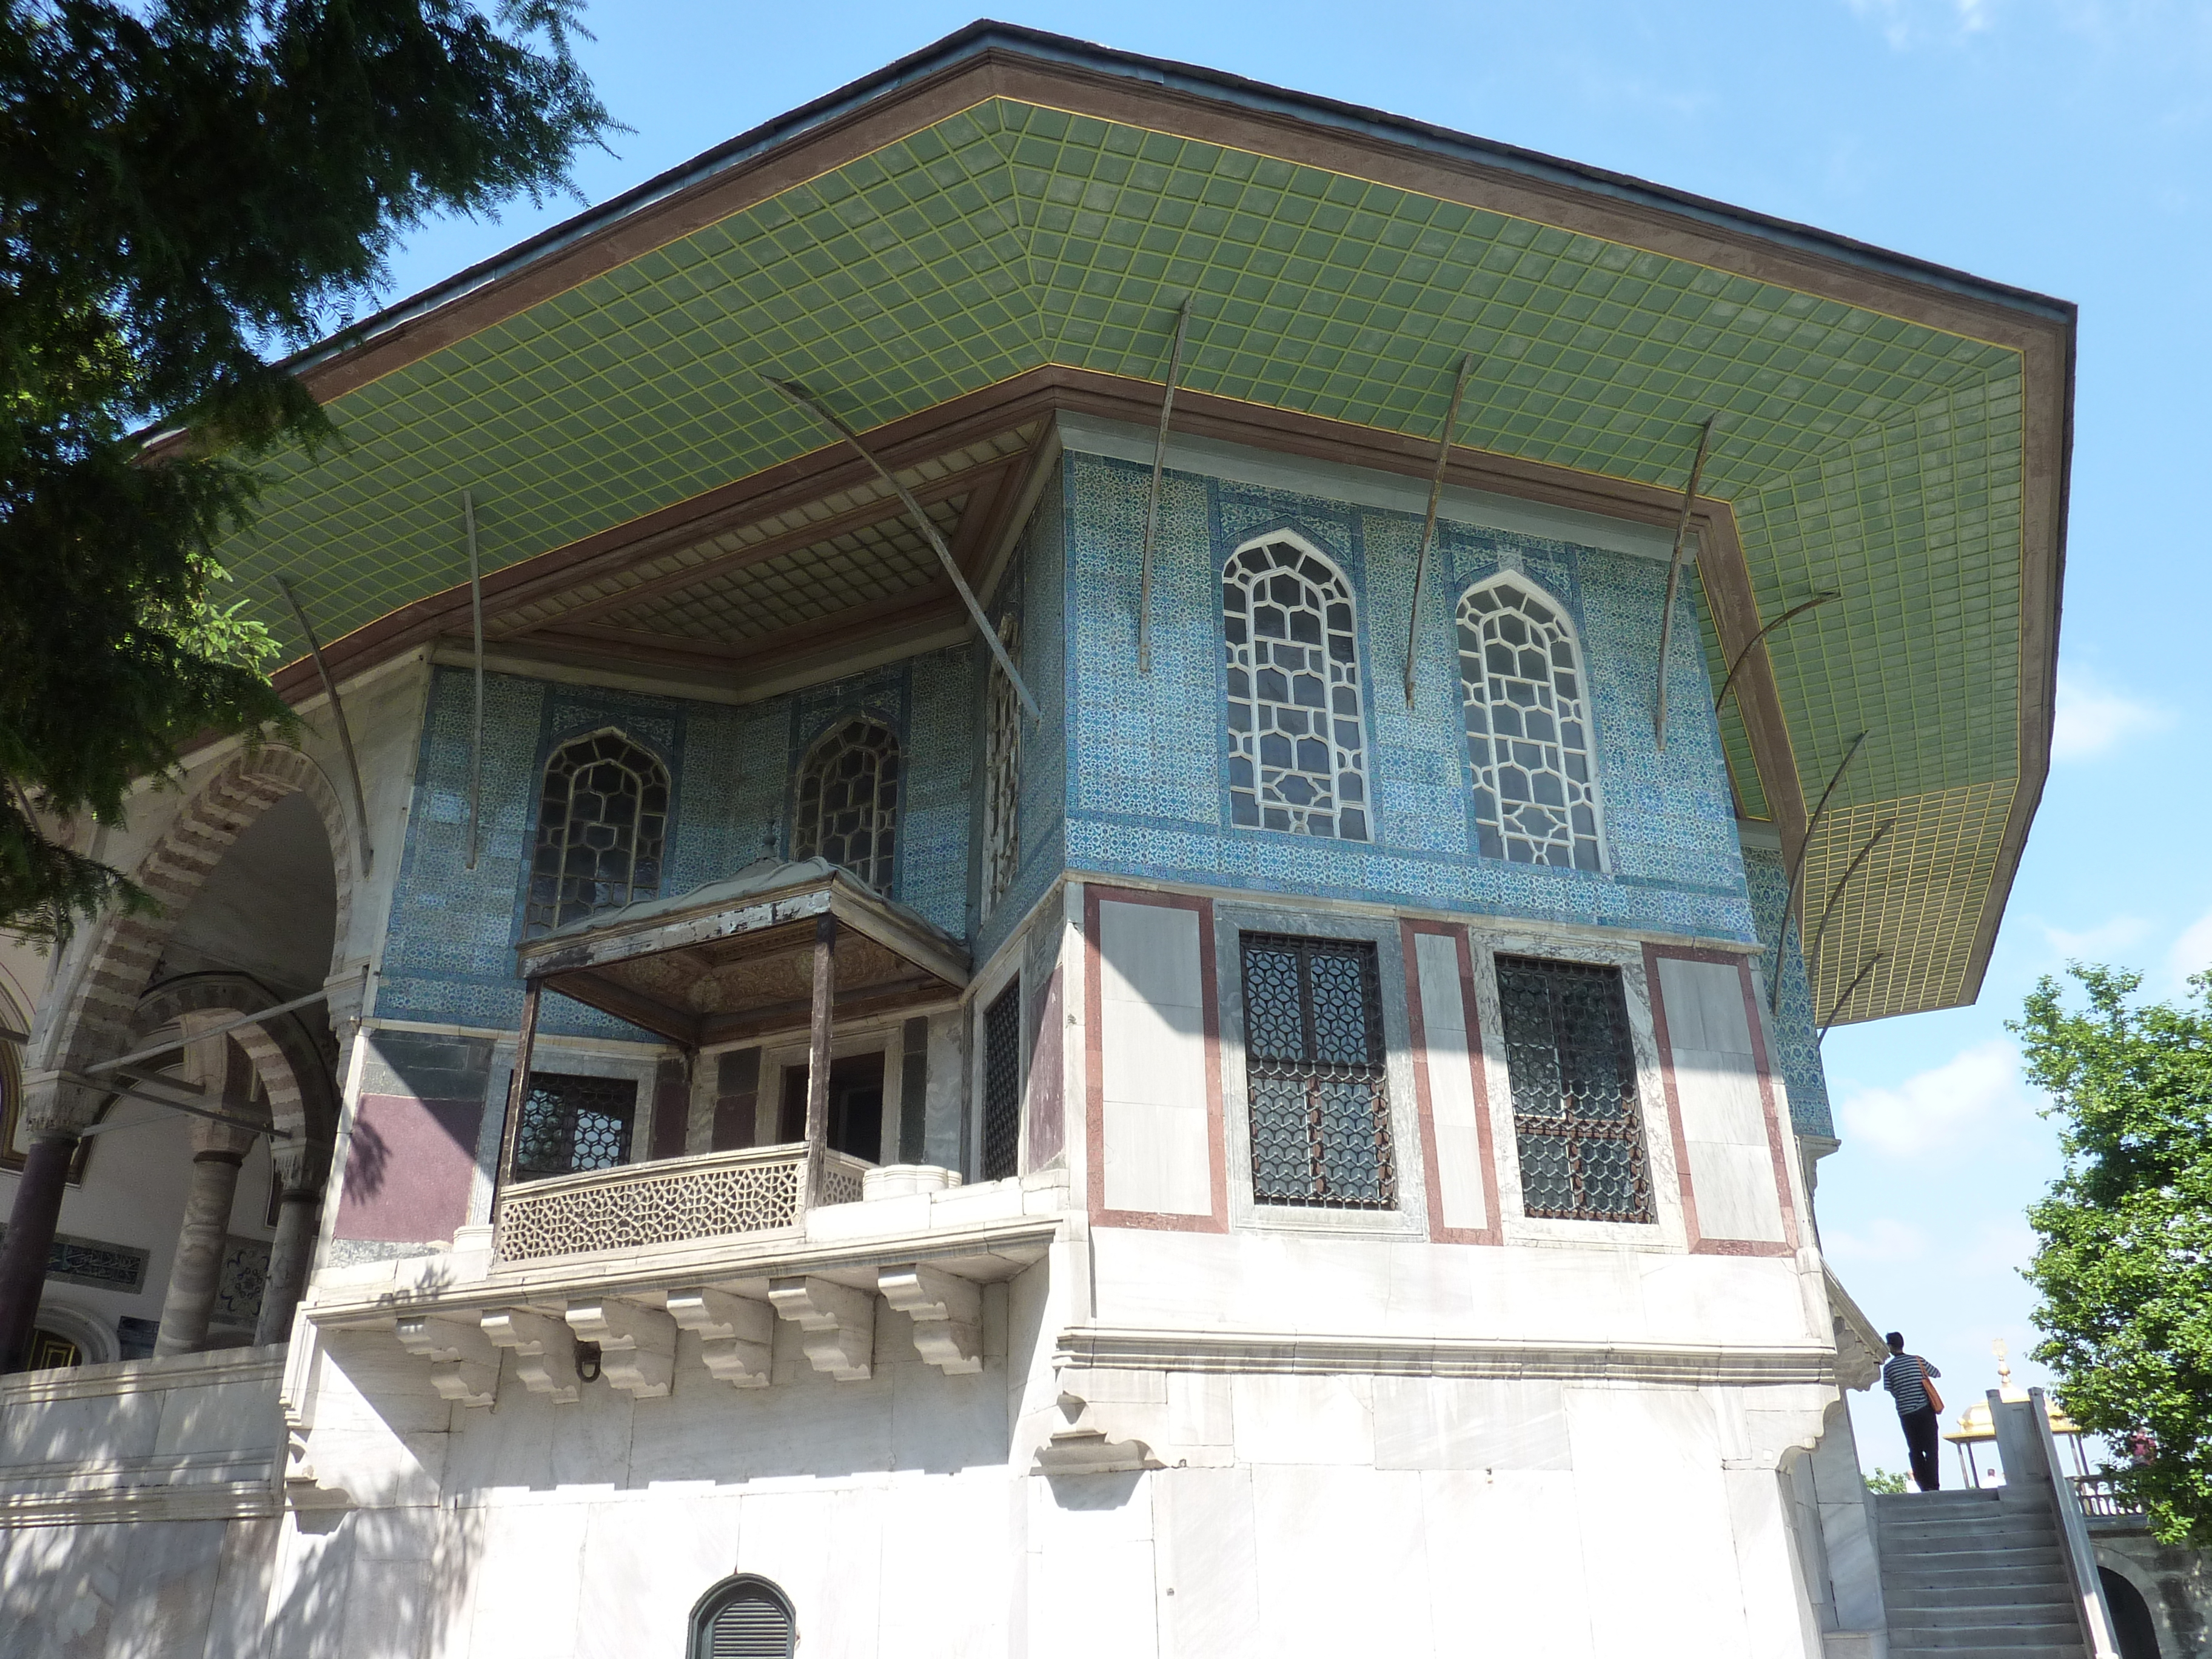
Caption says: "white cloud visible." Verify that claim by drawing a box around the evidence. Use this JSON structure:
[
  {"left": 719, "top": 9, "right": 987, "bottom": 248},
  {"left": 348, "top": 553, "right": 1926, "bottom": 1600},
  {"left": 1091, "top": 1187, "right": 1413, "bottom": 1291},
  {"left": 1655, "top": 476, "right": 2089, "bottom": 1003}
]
[
  {"left": 2165, "top": 910, "right": 2212, "bottom": 987},
  {"left": 2050, "top": 667, "right": 2173, "bottom": 762},
  {"left": 1837, "top": 1039, "right": 2036, "bottom": 1158},
  {"left": 1823, "top": 1216, "right": 1930, "bottom": 1264},
  {"left": 1847, "top": 0, "right": 1999, "bottom": 47},
  {"left": 2039, "top": 913, "right": 2151, "bottom": 960}
]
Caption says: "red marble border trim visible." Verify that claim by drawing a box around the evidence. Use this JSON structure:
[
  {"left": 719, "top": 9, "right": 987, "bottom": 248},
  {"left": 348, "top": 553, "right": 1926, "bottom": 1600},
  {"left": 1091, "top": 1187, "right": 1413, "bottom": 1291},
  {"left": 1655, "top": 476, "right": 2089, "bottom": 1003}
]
[
  {"left": 1640, "top": 943, "right": 1799, "bottom": 1258},
  {"left": 1084, "top": 884, "right": 1228, "bottom": 1235},
  {"left": 1401, "top": 919, "right": 1501, "bottom": 1246}
]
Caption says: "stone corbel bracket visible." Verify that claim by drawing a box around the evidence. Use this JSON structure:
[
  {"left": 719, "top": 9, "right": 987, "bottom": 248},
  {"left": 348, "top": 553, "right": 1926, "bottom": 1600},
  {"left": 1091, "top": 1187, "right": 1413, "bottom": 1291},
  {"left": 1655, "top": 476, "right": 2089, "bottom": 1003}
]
[
  {"left": 1031, "top": 1387, "right": 1162, "bottom": 1477},
  {"left": 768, "top": 1275, "right": 874, "bottom": 1381},
  {"left": 279, "top": 1320, "right": 352, "bottom": 1511},
  {"left": 879, "top": 1264, "right": 982, "bottom": 1375},
  {"left": 481, "top": 1308, "right": 579, "bottom": 1403},
  {"left": 395, "top": 1313, "right": 500, "bottom": 1408},
  {"left": 567, "top": 1299, "right": 677, "bottom": 1399},
  {"left": 668, "top": 1287, "right": 773, "bottom": 1389}
]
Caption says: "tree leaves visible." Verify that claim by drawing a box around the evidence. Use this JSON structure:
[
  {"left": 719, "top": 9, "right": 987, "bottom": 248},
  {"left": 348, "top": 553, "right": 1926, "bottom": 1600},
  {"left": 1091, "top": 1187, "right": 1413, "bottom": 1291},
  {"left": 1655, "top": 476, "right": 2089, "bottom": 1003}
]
[
  {"left": 0, "top": 1, "right": 610, "bottom": 937},
  {"left": 2014, "top": 965, "right": 2212, "bottom": 1545}
]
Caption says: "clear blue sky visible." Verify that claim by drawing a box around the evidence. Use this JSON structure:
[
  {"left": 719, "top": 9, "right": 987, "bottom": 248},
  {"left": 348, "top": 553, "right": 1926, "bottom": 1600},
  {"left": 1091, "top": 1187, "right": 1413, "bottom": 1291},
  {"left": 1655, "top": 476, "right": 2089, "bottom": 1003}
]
[{"left": 376, "top": 1, "right": 2210, "bottom": 1481}]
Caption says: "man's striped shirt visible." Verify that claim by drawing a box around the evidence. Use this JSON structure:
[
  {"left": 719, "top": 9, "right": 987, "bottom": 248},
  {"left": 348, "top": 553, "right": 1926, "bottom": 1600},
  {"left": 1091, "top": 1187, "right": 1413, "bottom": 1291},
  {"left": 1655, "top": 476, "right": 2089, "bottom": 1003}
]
[{"left": 1883, "top": 1352, "right": 1940, "bottom": 1414}]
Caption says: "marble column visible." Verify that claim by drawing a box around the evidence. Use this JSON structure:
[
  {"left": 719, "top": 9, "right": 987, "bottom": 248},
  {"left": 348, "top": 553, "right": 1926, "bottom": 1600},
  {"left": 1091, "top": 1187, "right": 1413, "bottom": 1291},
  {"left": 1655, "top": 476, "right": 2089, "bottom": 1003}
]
[
  {"left": 253, "top": 1175, "right": 324, "bottom": 1346},
  {"left": 0, "top": 1073, "right": 101, "bottom": 1374},
  {"left": 153, "top": 1015, "right": 264, "bottom": 1357},
  {"left": 154, "top": 1142, "right": 252, "bottom": 1356}
]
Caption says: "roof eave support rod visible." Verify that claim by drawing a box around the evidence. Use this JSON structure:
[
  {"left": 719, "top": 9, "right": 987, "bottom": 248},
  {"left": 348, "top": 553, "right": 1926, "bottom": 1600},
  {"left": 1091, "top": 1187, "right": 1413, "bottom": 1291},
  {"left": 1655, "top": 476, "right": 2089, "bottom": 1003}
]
[
  {"left": 1772, "top": 730, "right": 1869, "bottom": 1016},
  {"left": 1818, "top": 953, "right": 1888, "bottom": 1046},
  {"left": 1652, "top": 414, "right": 1720, "bottom": 752},
  {"left": 277, "top": 577, "right": 374, "bottom": 876},
  {"left": 83, "top": 974, "right": 355, "bottom": 1075},
  {"left": 771, "top": 378, "right": 1040, "bottom": 722},
  {"left": 1714, "top": 590, "right": 1843, "bottom": 716},
  {"left": 463, "top": 490, "right": 486, "bottom": 871},
  {"left": 58, "top": 1070, "right": 292, "bottom": 1139},
  {"left": 1138, "top": 297, "right": 1193, "bottom": 675},
  {"left": 1403, "top": 353, "right": 1476, "bottom": 706},
  {"left": 1799, "top": 817, "right": 1894, "bottom": 1018}
]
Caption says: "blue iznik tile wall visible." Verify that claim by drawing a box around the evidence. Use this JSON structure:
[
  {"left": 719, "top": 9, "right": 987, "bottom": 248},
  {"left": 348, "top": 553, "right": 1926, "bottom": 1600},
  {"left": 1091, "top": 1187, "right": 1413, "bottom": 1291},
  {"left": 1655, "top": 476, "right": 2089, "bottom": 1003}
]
[
  {"left": 1742, "top": 843, "right": 1835, "bottom": 1137},
  {"left": 378, "top": 660, "right": 976, "bottom": 1039},
  {"left": 1057, "top": 447, "right": 1757, "bottom": 942},
  {"left": 974, "top": 471, "right": 1070, "bottom": 967}
]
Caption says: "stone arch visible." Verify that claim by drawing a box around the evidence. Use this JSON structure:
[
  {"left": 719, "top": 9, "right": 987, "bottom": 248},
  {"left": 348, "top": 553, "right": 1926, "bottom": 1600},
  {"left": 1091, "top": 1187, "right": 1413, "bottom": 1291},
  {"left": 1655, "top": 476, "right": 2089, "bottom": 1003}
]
[
  {"left": 32, "top": 745, "right": 355, "bottom": 1093},
  {"left": 127, "top": 972, "right": 340, "bottom": 1169}
]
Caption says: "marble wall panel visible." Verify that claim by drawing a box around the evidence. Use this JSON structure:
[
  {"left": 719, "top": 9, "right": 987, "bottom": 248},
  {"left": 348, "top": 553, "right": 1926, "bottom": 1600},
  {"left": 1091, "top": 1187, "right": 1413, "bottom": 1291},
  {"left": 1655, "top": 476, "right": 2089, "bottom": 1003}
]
[
  {"left": 1416, "top": 1469, "right": 1598, "bottom": 1658},
  {"left": 1151, "top": 1465, "right": 1263, "bottom": 1659},
  {"left": 1248, "top": 1466, "right": 1432, "bottom": 1657}
]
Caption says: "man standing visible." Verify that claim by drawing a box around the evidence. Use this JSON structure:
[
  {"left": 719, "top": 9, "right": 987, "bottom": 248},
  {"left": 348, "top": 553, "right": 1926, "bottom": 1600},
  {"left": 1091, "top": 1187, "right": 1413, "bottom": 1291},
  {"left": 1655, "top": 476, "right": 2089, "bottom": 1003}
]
[{"left": 1883, "top": 1331, "right": 1945, "bottom": 1492}]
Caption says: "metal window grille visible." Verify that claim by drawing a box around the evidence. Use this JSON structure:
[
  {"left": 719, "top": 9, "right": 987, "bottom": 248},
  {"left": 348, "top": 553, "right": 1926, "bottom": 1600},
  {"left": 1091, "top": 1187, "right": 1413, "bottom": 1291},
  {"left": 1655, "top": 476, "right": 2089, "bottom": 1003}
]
[
  {"left": 1222, "top": 541, "right": 1370, "bottom": 840},
  {"left": 524, "top": 730, "right": 669, "bottom": 937},
  {"left": 691, "top": 1582, "right": 794, "bottom": 1659},
  {"left": 982, "top": 614, "right": 1023, "bottom": 917},
  {"left": 514, "top": 1071, "right": 636, "bottom": 1179},
  {"left": 1459, "top": 580, "right": 1603, "bottom": 871},
  {"left": 794, "top": 716, "right": 900, "bottom": 893},
  {"left": 1239, "top": 934, "right": 1395, "bottom": 1208},
  {"left": 1494, "top": 956, "right": 1653, "bottom": 1222},
  {"left": 980, "top": 983, "right": 1023, "bottom": 1181}
]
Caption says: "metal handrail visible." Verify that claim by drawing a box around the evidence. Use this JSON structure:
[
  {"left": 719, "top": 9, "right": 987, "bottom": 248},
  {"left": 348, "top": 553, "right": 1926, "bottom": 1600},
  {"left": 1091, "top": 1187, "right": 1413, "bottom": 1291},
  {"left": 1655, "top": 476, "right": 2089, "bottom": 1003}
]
[{"left": 2029, "top": 1389, "right": 2122, "bottom": 1659}]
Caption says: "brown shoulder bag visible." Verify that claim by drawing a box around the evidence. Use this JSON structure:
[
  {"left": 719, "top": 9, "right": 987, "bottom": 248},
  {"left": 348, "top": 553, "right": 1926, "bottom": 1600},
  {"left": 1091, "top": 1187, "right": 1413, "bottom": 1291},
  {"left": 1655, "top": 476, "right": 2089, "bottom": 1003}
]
[{"left": 1919, "top": 1359, "right": 1944, "bottom": 1416}]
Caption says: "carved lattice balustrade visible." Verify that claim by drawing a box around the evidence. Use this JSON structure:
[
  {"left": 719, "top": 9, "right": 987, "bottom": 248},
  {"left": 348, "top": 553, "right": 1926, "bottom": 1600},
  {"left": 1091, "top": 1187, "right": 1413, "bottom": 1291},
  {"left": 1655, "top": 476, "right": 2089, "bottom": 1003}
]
[{"left": 494, "top": 1143, "right": 871, "bottom": 1262}]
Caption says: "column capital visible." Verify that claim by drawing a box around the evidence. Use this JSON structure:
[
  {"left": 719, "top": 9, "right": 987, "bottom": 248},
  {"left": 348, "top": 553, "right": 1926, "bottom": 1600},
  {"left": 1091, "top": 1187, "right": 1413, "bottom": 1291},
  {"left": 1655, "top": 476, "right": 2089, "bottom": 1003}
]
[{"left": 18, "top": 1070, "right": 102, "bottom": 1136}]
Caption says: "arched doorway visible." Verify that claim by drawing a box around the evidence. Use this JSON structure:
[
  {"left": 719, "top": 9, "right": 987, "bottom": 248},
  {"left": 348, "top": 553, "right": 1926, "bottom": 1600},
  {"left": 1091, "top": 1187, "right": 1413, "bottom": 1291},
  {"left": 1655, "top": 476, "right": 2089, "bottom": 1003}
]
[{"left": 2102, "top": 1567, "right": 2162, "bottom": 1659}]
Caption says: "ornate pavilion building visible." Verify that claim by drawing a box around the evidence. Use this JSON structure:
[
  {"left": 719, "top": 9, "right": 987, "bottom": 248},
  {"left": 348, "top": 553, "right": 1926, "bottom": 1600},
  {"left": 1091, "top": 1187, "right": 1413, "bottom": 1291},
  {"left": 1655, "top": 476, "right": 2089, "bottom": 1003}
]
[{"left": 0, "top": 23, "right": 2070, "bottom": 1658}]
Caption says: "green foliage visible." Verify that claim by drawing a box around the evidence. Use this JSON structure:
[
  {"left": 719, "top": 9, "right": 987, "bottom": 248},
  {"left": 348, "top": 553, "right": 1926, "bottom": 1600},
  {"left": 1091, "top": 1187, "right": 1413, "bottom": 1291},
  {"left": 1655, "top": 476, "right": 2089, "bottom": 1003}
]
[
  {"left": 1, "top": 1, "right": 610, "bottom": 939},
  {"left": 1863, "top": 1467, "right": 1909, "bottom": 1495},
  {"left": 2014, "top": 965, "right": 2212, "bottom": 1546}
]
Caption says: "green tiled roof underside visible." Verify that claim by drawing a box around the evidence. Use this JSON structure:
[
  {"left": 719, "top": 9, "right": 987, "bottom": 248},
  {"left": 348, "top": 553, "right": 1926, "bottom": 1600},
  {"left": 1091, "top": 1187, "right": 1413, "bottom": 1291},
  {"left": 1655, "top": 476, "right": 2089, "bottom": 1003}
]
[{"left": 230, "top": 96, "right": 2025, "bottom": 836}]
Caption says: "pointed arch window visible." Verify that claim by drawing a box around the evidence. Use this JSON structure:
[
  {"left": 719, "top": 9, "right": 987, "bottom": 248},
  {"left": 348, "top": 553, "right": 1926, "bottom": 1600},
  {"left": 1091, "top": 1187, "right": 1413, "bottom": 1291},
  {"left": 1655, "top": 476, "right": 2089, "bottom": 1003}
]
[
  {"left": 525, "top": 730, "right": 669, "bottom": 937},
  {"left": 794, "top": 716, "right": 900, "bottom": 894},
  {"left": 1223, "top": 536, "right": 1370, "bottom": 840},
  {"left": 689, "top": 1577, "right": 794, "bottom": 1658},
  {"left": 1459, "top": 578, "right": 1604, "bottom": 871},
  {"left": 982, "top": 615, "right": 1022, "bottom": 918}
]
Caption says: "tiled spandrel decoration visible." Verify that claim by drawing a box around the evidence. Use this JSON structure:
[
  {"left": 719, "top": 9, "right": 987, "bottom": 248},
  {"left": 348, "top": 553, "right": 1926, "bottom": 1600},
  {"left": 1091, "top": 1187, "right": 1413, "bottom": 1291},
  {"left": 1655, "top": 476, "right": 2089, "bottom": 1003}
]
[
  {"left": 1222, "top": 537, "right": 1370, "bottom": 840},
  {"left": 1460, "top": 577, "right": 1604, "bottom": 871}
]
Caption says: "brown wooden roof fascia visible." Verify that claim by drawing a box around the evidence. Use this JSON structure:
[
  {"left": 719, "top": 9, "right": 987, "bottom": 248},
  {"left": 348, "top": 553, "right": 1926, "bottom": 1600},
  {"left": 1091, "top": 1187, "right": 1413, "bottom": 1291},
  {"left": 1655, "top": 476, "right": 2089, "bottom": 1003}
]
[
  {"left": 1692, "top": 509, "right": 1809, "bottom": 864},
  {"left": 697, "top": 976, "right": 955, "bottom": 1050}
]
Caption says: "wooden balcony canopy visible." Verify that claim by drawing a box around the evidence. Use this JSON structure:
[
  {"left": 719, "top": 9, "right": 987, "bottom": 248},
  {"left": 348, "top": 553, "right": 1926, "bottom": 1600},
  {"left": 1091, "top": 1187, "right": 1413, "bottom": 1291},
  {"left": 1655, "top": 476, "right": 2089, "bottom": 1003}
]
[{"left": 515, "top": 857, "right": 968, "bottom": 1049}]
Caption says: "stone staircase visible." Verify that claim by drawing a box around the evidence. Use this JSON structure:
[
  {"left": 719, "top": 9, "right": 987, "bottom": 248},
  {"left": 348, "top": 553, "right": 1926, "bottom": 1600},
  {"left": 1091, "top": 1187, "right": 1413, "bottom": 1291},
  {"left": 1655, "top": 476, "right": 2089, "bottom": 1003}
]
[{"left": 1875, "top": 1488, "right": 2088, "bottom": 1658}]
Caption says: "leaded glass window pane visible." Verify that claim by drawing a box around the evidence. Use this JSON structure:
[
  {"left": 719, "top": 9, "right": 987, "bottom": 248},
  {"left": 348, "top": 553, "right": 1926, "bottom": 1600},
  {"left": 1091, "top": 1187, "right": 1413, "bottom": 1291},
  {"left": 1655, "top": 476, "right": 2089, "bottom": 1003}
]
[
  {"left": 514, "top": 1071, "right": 636, "bottom": 1179},
  {"left": 794, "top": 717, "right": 900, "bottom": 894},
  {"left": 980, "top": 982, "right": 1022, "bottom": 1181},
  {"left": 1239, "top": 933, "right": 1395, "bottom": 1208},
  {"left": 1494, "top": 956, "right": 1653, "bottom": 1222},
  {"left": 982, "top": 615, "right": 1022, "bottom": 917},
  {"left": 523, "top": 730, "right": 669, "bottom": 937},
  {"left": 1458, "top": 580, "right": 1603, "bottom": 870},
  {"left": 1223, "top": 540, "right": 1370, "bottom": 840}
]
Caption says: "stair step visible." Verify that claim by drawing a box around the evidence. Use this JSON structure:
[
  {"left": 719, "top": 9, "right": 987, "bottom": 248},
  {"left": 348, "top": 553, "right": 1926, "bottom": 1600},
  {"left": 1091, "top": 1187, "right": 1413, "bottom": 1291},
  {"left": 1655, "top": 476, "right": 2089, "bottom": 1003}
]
[
  {"left": 1886, "top": 1584, "right": 2075, "bottom": 1607},
  {"left": 1888, "top": 1627, "right": 2085, "bottom": 1651},
  {"left": 1889, "top": 1603, "right": 2078, "bottom": 1629},
  {"left": 1882, "top": 1527, "right": 2062, "bottom": 1552},
  {"left": 1882, "top": 1512, "right": 2056, "bottom": 1537},
  {"left": 1889, "top": 1647, "right": 2085, "bottom": 1659},
  {"left": 1882, "top": 1549, "right": 2067, "bottom": 1573}
]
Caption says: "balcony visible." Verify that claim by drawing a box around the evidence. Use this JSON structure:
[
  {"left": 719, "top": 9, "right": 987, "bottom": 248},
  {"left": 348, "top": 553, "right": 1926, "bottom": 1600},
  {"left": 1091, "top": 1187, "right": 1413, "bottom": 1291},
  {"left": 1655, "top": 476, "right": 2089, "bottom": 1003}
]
[{"left": 492, "top": 1142, "right": 871, "bottom": 1262}]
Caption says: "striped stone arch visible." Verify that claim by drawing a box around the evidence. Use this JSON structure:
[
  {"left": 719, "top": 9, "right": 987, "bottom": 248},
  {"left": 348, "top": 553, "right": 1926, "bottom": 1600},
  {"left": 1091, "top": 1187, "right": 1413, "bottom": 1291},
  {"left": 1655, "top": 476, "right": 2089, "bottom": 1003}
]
[
  {"left": 32, "top": 745, "right": 355, "bottom": 1105},
  {"left": 128, "top": 972, "right": 340, "bottom": 1169}
]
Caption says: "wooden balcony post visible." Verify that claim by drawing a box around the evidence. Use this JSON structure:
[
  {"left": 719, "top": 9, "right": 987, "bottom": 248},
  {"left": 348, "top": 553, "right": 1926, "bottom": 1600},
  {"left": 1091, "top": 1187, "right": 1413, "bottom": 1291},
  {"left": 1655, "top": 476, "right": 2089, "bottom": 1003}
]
[
  {"left": 491, "top": 979, "right": 543, "bottom": 1219},
  {"left": 804, "top": 914, "right": 837, "bottom": 1205}
]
